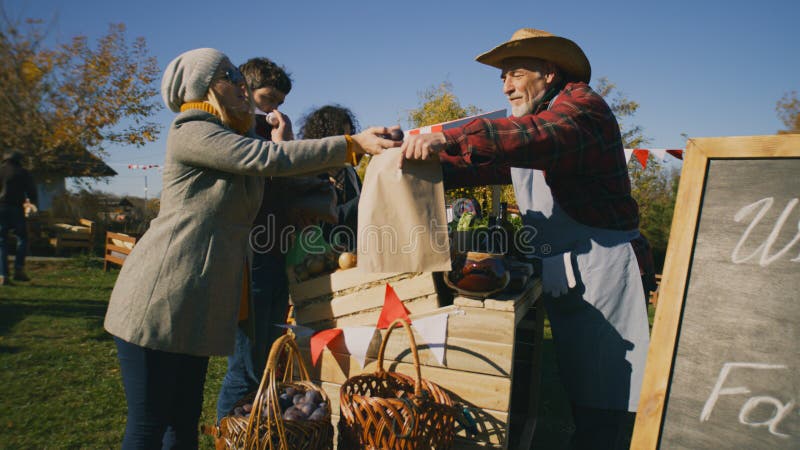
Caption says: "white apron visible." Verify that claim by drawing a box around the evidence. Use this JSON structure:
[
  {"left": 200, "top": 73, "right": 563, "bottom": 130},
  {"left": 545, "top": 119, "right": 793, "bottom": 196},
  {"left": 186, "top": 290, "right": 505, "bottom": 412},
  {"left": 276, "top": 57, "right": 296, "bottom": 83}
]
[{"left": 511, "top": 166, "right": 650, "bottom": 411}]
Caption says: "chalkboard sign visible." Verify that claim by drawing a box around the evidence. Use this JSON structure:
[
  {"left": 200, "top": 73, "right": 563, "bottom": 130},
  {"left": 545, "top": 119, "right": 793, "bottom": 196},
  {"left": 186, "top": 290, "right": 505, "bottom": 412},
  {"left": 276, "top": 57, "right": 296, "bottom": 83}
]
[{"left": 632, "top": 135, "right": 800, "bottom": 449}]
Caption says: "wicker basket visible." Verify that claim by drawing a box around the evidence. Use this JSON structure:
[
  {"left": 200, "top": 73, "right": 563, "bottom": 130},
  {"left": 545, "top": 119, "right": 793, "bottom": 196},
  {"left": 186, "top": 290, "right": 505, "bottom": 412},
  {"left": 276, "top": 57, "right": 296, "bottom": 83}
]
[
  {"left": 338, "top": 318, "right": 458, "bottom": 449},
  {"left": 217, "top": 333, "right": 333, "bottom": 450}
]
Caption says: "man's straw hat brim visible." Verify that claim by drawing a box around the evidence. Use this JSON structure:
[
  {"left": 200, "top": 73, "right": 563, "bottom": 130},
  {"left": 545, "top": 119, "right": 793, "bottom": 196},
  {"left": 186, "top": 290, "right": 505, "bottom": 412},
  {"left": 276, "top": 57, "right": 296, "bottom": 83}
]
[{"left": 476, "top": 28, "right": 591, "bottom": 83}]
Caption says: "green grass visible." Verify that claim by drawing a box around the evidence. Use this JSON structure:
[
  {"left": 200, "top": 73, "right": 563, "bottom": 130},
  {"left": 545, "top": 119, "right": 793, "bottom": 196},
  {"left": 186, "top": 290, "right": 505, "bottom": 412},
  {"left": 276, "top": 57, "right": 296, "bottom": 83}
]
[
  {"left": 0, "top": 259, "right": 656, "bottom": 449},
  {"left": 0, "top": 258, "right": 226, "bottom": 449}
]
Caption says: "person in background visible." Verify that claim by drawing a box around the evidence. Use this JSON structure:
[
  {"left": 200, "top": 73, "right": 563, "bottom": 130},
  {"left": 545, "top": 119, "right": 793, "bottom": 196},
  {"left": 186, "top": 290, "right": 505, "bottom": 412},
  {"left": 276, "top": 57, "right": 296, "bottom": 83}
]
[
  {"left": 216, "top": 56, "right": 304, "bottom": 423},
  {"left": 217, "top": 58, "right": 294, "bottom": 422},
  {"left": 103, "top": 47, "right": 399, "bottom": 449},
  {"left": 298, "top": 104, "right": 363, "bottom": 251},
  {"left": 242, "top": 57, "right": 295, "bottom": 142},
  {"left": 0, "top": 150, "right": 38, "bottom": 285},
  {"left": 400, "top": 29, "right": 652, "bottom": 449}
]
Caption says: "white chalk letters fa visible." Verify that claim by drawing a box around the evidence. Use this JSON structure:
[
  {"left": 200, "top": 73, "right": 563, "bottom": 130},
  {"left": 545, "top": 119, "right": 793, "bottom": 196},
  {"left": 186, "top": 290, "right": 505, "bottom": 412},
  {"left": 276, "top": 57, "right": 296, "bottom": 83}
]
[
  {"left": 731, "top": 197, "right": 800, "bottom": 266},
  {"left": 701, "top": 362, "right": 794, "bottom": 438}
]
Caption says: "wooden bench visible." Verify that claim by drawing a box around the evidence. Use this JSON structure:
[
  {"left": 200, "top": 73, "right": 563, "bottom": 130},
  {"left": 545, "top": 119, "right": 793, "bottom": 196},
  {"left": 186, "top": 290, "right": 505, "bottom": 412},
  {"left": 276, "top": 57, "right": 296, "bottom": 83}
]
[
  {"left": 103, "top": 231, "right": 137, "bottom": 271},
  {"left": 49, "top": 218, "right": 95, "bottom": 255}
]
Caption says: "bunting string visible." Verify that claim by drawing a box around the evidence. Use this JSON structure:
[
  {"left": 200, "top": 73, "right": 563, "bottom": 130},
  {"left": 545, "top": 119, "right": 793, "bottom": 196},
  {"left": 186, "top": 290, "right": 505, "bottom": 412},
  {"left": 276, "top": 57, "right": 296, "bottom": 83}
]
[
  {"left": 307, "top": 283, "right": 455, "bottom": 369},
  {"left": 127, "top": 164, "right": 162, "bottom": 170},
  {"left": 623, "top": 148, "right": 684, "bottom": 169}
]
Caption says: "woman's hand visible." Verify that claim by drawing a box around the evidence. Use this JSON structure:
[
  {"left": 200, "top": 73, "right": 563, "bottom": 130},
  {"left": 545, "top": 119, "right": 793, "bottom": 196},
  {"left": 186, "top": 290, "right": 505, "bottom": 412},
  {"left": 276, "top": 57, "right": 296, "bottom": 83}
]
[
  {"left": 398, "top": 132, "right": 446, "bottom": 168},
  {"left": 350, "top": 126, "right": 403, "bottom": 156},
  {"left": 269, "top": 110, "right": 294, "bottom": 142}
]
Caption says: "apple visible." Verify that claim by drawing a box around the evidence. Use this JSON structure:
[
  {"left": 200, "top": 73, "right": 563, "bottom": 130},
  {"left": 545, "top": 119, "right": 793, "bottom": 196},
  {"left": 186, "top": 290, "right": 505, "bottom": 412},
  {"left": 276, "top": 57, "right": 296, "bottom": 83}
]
[
  {"left": 338, "top": 252, "right": 357, "bottom": 270},
  {"left": 382, "top": 128, "right": 404, "bottom": 141}
]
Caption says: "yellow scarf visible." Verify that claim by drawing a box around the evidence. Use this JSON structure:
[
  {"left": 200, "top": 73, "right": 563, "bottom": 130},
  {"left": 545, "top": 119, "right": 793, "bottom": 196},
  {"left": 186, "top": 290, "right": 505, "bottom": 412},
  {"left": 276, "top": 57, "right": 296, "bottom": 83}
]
[
  {"left": 180, "top": 102, "right": 251, "bottom": 134},
  {"left": 180, "top": 101, "right": 218, "bottom": 115}
]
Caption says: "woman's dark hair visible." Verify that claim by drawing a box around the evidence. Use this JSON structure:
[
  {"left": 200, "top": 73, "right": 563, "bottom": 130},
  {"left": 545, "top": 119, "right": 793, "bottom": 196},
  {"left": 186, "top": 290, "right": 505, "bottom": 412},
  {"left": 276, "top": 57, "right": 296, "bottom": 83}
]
[{"left": 298, "top": 105, "right": 359, "bottom": 139}]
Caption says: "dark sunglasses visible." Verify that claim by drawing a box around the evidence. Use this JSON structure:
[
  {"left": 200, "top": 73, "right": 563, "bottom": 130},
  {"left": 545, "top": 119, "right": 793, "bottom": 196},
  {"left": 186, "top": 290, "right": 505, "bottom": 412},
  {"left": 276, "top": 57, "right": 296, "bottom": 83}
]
[{"left": 217, "top": 68, "right": 245, "bottom": 86}]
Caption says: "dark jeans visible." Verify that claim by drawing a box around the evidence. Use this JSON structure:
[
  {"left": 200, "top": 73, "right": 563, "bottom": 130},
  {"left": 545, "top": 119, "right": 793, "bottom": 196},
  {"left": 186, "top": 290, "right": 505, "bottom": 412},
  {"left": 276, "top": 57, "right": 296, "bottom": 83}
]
[
  {"left": 114, "top": 337, "right": 209, "bottom": 450},
  {"left": 216, "top": 252, "right": 289, "bottom": 421},
  {"left": 0, "top": 206, "right": 27, "bottom": 277}
]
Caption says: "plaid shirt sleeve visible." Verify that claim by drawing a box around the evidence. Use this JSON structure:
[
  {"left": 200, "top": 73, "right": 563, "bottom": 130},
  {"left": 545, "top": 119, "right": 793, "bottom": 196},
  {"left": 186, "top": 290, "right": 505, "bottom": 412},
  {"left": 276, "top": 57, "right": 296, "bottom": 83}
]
[
  {"left": 440, "top": 82, "right": 639, "bottom": 231},
  {"left": 438, "top": 151, "right": 512, "bottom": 190}
]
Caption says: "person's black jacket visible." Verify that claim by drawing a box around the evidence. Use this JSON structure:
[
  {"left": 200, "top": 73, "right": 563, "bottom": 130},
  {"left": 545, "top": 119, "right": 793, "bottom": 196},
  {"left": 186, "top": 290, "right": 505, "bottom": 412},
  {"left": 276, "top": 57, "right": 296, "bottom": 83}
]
[
  {"left": 321, "top": 166, "right": 361, "bottom": 251},
  {"left": 0, "top": 159, "right": 37, "bottom": 209}
]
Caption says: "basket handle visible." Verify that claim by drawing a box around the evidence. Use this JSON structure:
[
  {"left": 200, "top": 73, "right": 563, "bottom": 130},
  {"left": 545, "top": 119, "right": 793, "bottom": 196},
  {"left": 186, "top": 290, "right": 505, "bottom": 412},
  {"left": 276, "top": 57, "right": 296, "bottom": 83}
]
[
  {"left": 376, "top": 318, "right": 423, "bottom": 397},
  {"left": 244, "top": 333, "right": 312, "bottom": 449}
]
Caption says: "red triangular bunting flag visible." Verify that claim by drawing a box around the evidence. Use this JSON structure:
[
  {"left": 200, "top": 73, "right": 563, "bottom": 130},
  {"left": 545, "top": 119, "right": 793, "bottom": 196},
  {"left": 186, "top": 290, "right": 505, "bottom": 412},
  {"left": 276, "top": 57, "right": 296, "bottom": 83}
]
[
  {"left": 376, "top": 284, "right": 411, "bottom": 329},
  {"left": 666, "top": 149, "right": 684, "bottom": 160},
  {"left": 633, "top": 149, "right": 649, "bottom": 169},
  {"left": 310, "top": 328, "right": 342, "bottom": 366}
]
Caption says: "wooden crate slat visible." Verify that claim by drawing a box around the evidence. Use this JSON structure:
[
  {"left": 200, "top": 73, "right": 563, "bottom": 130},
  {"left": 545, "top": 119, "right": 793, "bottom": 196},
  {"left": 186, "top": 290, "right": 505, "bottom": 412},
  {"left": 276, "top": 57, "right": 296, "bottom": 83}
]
[
  {"left": 294, "top": 274, "right": 438, "bottom": 325},
  {"left": 302, "top": 348, "right": 512, "bottom": 412},
  {"left": 289, "top": 268, "right": 400, "bottom": 304},
  {"left": 298, "top": 294, "right": 442, "bottom": 331}
]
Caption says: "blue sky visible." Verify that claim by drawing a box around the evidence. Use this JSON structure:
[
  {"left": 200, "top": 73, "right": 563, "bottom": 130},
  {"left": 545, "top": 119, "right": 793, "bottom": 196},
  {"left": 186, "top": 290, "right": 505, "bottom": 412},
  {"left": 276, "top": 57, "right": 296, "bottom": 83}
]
[{"left": 8, "top": 0, "right": 798, "bottom": 197}]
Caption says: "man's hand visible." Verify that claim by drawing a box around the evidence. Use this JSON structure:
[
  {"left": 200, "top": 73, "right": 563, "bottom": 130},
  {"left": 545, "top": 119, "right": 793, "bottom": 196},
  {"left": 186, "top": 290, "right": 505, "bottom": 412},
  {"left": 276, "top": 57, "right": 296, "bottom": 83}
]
[
  {"left": 398, "top": 132, "right": 446, "bottom": 168},
  {"left": 350, "top": 126, "right": 403, "bottom": 156},
  {"left": 269, "top": 110, "right": 294, "bottom": 142}
]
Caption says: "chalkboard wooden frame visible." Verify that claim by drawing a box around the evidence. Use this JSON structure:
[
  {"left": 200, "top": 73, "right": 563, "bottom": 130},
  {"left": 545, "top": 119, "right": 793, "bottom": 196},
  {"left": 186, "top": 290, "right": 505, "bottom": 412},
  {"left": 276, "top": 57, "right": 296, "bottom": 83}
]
[{"left": 631, "top": 134, "right": 800, "bottom": 448}]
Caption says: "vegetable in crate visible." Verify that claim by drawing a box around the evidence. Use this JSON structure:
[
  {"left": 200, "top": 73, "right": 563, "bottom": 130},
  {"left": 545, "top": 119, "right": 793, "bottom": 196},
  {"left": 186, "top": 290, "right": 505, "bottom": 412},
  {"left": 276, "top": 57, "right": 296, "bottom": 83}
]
[
  {"left": 456, "top": 212, "right": 476, "bottom": 231},
  {"left": 285, "top": 227, "right": 346, "bottom": 281}
]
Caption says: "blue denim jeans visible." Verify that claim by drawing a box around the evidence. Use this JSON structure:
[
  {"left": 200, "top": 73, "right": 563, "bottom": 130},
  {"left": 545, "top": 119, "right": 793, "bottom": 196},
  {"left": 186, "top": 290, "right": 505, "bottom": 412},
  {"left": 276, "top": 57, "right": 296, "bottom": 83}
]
[
  {"left": 114, "top": 337, "right": 209, "bottom": 450},
  {"left": 0, "top": 206, "right": 27, "bottom": 278},
  {"left": 216, "top": 252, "right": 289, "bottom": 421}
]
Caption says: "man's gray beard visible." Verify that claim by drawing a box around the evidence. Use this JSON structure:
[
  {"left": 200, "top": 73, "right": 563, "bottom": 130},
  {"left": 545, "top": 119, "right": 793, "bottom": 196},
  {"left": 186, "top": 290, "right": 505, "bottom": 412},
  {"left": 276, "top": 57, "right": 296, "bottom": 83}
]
[{"left": 511, "top": 101, "right": 534, "bottom": 118}]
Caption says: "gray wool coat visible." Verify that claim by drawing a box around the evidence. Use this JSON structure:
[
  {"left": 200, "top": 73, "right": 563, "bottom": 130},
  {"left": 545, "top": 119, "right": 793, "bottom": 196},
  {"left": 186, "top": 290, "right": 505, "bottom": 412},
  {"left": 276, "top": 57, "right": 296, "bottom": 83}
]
[{"left": 104, "top": 109, "right": 348, "bottom": 356}]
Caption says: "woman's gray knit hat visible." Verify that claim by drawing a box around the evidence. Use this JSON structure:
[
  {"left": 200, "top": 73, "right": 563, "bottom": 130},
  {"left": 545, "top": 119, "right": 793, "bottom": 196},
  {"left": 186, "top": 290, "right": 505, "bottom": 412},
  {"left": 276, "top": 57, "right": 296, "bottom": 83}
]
[{"left": 161, "top": 48, "right": 227, "bottom": 112}]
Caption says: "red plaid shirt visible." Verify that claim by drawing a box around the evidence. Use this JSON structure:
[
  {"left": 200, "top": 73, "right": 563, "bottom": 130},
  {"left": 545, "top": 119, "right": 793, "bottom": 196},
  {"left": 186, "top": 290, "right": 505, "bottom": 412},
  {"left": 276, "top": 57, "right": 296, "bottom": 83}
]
[{"left": 440, "top": 81, "right": 639, "bottom": 231}]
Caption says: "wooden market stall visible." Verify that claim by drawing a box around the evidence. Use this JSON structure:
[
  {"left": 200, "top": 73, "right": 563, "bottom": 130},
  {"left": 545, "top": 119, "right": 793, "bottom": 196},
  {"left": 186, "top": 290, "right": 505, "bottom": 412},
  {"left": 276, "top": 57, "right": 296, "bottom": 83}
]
[{"left": 289, "top": 268, "right": 543, "bottom": 449}]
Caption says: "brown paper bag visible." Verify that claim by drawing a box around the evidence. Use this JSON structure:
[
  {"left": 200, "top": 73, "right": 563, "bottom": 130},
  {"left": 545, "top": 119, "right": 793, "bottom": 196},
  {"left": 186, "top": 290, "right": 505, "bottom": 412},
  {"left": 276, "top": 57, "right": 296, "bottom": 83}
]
[{"left": 357, "top": 148, "right": 451, "bottom": 273}]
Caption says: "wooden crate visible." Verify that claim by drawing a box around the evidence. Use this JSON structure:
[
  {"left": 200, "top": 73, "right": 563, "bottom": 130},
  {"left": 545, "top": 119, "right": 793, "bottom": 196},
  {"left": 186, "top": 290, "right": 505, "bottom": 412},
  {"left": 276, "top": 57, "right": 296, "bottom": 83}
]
[
  {"left": 289, "top": 268, "right": 442, "bottom": 329},
  {"left": 289, "top": 268, "right": 543, "bottom": 449}
]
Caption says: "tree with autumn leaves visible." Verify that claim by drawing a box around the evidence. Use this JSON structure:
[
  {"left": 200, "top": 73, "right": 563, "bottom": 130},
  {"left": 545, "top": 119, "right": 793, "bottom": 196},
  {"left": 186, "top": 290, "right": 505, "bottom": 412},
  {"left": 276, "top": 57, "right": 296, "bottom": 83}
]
[
  {"left": 0, "top": 11, "right": 161, "bottom": 177},
  {"left": 405, "top": 82, "right": 495, "bottom": 208},
  {"left": 596, "top": 77, "right": 679, "bottom": 270},
  {"left": 776, "top": 90, "right": 800, "bottom": 134}
]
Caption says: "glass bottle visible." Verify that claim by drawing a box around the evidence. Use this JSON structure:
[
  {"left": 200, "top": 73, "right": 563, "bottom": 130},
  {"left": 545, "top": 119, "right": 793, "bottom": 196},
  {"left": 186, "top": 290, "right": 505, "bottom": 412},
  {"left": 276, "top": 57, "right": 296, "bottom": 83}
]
[{"left": 495, "top": 202, "right": 514, "bottom": 256}]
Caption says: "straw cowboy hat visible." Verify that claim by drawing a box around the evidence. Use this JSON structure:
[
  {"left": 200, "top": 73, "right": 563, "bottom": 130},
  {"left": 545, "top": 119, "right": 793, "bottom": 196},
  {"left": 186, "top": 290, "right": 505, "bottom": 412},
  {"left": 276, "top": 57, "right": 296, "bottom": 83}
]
[{"left": 476, "top": 28, "right": 591, "bottom": 83}]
